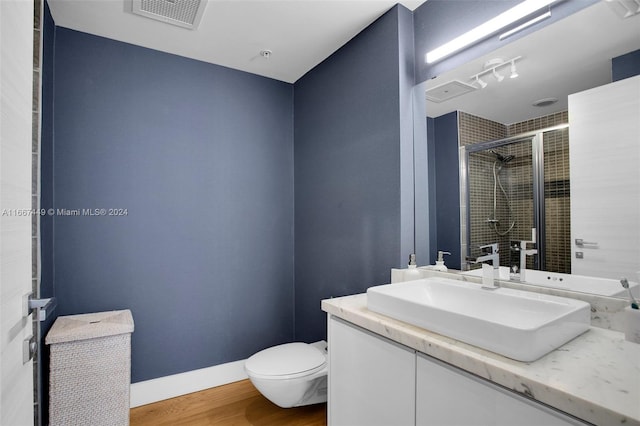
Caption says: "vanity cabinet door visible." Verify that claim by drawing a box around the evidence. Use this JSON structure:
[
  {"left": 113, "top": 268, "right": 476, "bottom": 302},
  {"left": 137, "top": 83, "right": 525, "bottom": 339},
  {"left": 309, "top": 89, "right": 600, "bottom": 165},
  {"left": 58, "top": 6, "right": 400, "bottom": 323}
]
[
  {"left": 416, "top": 353, "right": 586, "bottom": 426},
  {"left": 328, "top": 316, "right": 416, "bottom": 426}
]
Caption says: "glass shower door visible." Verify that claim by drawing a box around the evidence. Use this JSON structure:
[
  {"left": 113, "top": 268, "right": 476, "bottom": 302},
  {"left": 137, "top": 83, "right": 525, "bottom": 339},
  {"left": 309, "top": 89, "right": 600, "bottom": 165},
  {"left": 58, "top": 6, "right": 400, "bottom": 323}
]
[
  {"left": 465, "top": 136, "right": 536, "bottom": 270},
  {"left": 462, "top": 124, "right": 572, "bottom": 274}
]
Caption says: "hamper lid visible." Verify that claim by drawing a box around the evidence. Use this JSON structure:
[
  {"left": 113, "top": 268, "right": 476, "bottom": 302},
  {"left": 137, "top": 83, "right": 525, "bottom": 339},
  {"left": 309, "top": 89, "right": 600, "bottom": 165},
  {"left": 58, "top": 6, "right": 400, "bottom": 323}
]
[
  {"left": 245, "top": 342, "right": 326, "bottom": 377},
  {"left": 45, "top": 309, "right": 134, "bottom": 345}
]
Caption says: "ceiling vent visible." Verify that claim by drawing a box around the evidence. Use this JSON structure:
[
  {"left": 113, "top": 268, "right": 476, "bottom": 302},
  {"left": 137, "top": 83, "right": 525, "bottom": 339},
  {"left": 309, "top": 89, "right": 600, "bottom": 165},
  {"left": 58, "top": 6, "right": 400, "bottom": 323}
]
[
  {"left": 425, "top": 80, "right": 477, "bottom": 103},
  {"left": 131, "top": 0, "right": 207, "bottom": 30}
]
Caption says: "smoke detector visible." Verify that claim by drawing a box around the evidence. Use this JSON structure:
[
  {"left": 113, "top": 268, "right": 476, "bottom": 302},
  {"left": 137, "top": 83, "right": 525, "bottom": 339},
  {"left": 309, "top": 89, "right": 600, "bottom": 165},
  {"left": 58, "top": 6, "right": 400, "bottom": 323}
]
[{"left": 131, "top": 0, "right": 207, "bottom": 30}]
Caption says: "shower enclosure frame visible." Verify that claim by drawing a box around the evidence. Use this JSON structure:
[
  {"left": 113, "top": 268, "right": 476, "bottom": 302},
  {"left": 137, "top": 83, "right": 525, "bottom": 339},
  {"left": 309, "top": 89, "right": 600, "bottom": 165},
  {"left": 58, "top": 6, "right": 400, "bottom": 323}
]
[{"left": 458, "top": 123, "right": 569, "bottom": 271}]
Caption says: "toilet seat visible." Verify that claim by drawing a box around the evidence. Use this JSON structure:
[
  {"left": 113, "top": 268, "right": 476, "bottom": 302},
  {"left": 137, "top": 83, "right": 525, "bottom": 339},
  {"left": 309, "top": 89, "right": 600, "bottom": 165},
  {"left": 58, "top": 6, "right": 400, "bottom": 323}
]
[{"left": 245, "top": 343, "right": 327, "bottom": 380}]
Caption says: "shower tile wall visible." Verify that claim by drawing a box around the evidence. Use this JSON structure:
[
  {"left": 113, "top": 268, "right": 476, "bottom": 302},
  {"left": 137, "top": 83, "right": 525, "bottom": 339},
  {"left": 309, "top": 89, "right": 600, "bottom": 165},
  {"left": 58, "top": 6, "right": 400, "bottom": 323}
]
[
  {"left": 507, "top": 111, "right": 568, "bottom": 135},
  {"left": 458, "top": 112, "right": 506, "bottom": 147},
  {"left": 458, "top": 112, "right": 509, "bottom": 265},
  {"left": 540, "top": 127, "right": 571, "bottom": 273},
  {"left": 459, "top": 111, "right": 571, "bottom": 273}
]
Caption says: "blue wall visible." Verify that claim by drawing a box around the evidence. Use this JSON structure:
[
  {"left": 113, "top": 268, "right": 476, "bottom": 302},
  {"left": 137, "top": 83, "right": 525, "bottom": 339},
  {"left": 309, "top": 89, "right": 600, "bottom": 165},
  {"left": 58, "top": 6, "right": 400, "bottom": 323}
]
[
  {"left": 293, "top": 5, "right": 416, "bottom": 342},
  {"left": 432, "top": 112, "right": 461, "bottom": 270},
  {"left": 51, "top": 28, "right": 295, "bottom": 382},
  {"left": 41, "top": 1, "right": 55, "bottom": 304},
  {"left": 613, "top": 49, "right": 640, "bottom": 81}
]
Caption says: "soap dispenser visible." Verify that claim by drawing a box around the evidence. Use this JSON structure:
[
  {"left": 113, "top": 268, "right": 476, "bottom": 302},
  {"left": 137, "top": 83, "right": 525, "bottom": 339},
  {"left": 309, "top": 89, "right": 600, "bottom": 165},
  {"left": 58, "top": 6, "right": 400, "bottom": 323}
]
[
  {"left": 405, "top": 253, "right": 422, "bottom": 281},
  {"left": 433, "top": 251, "right": 451, "bottom": 272}
]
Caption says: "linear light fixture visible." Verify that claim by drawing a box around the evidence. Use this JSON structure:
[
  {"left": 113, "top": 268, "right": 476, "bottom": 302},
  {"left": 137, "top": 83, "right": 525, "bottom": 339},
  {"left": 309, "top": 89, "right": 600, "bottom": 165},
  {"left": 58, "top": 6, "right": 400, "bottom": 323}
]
[
  {"left": 499, "top": 10, "right": 552, "bottom": 40},
  {"left": 425, "top": 0, "right": 556, "bottom": 64}
]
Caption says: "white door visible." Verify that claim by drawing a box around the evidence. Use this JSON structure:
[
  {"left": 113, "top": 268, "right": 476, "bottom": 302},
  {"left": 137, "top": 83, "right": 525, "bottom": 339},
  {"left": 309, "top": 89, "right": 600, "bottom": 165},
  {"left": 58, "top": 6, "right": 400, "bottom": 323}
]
[
  {"left": 1, "top": 0, "right": 36, "bottom": 424},
  {"left": 569, "top": 75, "right": 640, "bottom": 281}
]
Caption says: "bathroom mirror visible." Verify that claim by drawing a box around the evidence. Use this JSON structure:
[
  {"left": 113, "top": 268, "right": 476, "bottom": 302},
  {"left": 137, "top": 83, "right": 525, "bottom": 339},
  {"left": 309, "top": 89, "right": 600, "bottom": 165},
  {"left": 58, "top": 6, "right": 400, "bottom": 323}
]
[{"left": 422, "top": 1, "right": 640, "bottom": 298}]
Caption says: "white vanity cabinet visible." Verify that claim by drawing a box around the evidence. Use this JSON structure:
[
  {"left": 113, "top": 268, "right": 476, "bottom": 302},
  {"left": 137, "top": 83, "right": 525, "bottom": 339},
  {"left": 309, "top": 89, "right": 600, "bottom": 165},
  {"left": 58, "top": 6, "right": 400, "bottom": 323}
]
[
  {"left": 328, "top": 316, "right": 416, "bottom": 426},
  {"left": 416, "top": 353, "right": 585, "bottom": 426},
  {"left": 328, "top": 315, "right": 587, "bottom": 426}
]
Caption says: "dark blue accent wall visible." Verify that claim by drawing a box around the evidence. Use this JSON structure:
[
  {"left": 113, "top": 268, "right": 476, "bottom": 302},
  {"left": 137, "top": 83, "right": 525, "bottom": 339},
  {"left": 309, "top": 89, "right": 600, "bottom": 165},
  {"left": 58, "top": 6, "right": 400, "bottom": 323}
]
[
  {"left": 51, "top": 28, "right": 295, "bottom": 382},
  {"left": 613, "top": 49, "right": 640, "bottom": 81},
  {"left": 40, "top": 3, "right": 56, "bottom": 424},
  {"left": 433, "top": 112, "right": 461, "bottom": 270},
  {"left": 41, "top": 0, "right": 55, "bottom": 305},
  {"left": 293, "top": 5, "right": 416, "bottom": 343}
]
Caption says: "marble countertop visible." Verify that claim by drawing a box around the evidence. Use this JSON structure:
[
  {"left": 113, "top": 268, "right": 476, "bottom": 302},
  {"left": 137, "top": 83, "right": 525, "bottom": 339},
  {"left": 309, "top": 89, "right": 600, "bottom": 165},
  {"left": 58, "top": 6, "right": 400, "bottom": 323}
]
[{"left": 322, "top": 293, "right": 640, "bottom": 426}]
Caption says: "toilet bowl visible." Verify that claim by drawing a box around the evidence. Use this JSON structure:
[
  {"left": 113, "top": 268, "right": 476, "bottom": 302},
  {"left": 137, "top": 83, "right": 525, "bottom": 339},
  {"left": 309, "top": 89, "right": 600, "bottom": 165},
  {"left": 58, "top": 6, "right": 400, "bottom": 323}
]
[{"left": 244, "top": 341, "right": 328, "bottom": 408}]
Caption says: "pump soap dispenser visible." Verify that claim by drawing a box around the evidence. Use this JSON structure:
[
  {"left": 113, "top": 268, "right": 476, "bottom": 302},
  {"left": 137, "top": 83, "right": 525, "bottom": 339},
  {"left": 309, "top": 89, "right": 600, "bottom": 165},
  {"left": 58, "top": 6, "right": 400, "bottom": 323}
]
[
  {"left": 405, "top": 253, "right": 422, "bottom": 281},
  {"left": 433, "top": 251, "right": 451, "bottom": 271}
]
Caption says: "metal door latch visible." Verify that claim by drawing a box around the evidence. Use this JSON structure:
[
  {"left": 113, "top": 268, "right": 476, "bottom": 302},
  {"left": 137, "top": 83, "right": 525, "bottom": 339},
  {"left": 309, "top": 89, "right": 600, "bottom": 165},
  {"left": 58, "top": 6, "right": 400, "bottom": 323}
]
[
  {"left": 22, "top": 292, "right": 56, "bottom": 321},
  {"left": 575, "top": 238, "right": 598, "bottom": 247},
  {"left": 23, "top": 335, "right": 37, "bottom": 364}
]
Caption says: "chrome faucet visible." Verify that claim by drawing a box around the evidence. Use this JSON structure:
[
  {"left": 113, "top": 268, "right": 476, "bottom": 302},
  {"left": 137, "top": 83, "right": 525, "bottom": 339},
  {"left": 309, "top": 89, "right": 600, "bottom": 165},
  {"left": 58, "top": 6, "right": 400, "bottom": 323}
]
[
  {"left": 472, "top": 243, "right": 499, "bottom": 289},
  {"left": 519, "top": 231, "right": 538, "bottom": 283},
  {"left": 474, "top": 243, "right": 500, "bottom": 267},
  {"left": 519, "top": 242, "right": 538, "bottom": 282}
]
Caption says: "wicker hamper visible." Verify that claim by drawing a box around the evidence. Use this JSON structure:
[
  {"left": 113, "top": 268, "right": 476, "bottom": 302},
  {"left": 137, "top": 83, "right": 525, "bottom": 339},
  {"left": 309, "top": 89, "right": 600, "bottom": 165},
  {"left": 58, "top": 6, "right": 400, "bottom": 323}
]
[{"left": 46, "top": 310, "right": 134, "bottom": 426}]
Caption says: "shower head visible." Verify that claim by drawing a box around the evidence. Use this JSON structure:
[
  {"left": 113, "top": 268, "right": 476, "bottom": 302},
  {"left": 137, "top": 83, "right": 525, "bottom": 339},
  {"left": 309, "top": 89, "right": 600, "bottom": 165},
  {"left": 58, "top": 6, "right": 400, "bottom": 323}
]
[{"left": 491, "top": 150, "right": 515, "bottom": 163}]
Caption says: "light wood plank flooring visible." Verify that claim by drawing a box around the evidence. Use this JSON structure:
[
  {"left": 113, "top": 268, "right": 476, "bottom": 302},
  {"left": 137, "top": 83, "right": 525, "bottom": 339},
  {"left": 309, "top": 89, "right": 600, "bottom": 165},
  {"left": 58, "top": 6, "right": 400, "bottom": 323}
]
[{"left": 130, "top": 379, "right": 326, "bottom": 426}]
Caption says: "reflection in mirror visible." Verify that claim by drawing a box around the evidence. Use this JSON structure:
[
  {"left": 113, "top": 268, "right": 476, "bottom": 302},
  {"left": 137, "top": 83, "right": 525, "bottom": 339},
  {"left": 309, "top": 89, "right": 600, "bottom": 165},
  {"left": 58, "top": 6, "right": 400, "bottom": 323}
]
[{"left": 424, "top": 1, "right": 640, "bottom": 298}]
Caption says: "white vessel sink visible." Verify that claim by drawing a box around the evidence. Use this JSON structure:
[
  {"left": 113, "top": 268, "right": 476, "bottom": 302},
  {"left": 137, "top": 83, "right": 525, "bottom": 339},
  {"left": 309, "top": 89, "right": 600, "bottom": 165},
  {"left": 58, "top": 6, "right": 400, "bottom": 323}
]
[{"left": 367, "top": 277, "right": 590, "bottom": 362}]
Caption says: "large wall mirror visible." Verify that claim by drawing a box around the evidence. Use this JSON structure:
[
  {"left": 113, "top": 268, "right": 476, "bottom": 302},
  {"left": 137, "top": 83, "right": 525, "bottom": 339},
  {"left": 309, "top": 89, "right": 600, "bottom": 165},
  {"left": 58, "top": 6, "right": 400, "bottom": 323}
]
[{"left": 421, "top": 1, "right": 640, "bottom": 298}]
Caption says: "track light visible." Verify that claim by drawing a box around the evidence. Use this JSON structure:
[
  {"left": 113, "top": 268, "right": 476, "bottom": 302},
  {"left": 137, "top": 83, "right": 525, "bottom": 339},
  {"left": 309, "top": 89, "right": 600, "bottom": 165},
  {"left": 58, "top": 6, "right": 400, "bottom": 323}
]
[
  {"left": 510, "top": 60, "right": 519, "bottom": 79},
  {"left": 475, "top": 75, "right": 488, "bottom": 89},
  {"left": 469, "top": 56, "right": 521, "bottom": 89}
]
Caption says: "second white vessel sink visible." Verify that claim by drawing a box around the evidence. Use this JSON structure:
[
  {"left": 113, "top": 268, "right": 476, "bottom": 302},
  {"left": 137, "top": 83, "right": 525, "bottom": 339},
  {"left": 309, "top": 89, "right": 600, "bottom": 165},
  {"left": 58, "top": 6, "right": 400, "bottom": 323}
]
[{"left": 367, "top": 277, "right": 590, "bottom": 362}]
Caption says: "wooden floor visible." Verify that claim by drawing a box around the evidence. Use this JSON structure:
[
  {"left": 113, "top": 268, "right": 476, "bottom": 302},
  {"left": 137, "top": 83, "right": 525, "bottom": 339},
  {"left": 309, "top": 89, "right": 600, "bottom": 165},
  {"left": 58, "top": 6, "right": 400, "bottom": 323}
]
[{"left": 130, "top": 379, "right": 327, "bottom": 426}]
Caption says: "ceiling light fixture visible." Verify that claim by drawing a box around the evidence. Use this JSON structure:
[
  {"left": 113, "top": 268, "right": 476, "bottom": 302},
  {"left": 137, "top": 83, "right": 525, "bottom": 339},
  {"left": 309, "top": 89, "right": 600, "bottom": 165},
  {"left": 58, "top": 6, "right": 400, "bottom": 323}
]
[
  {"left": 510, "top": 60, "right": 519, "bottom": 79},
  {"left": 470, "top": 56, "right": 521, "bottom": 88},
  {"left": 475, "top": 75, "right": 488, "bottom": 89},
  {"left": 425, "top": 0, "right": 556, "bottom": 64},
  {"left": 499, "top": 10, "right": 552, "bottom": 40}
]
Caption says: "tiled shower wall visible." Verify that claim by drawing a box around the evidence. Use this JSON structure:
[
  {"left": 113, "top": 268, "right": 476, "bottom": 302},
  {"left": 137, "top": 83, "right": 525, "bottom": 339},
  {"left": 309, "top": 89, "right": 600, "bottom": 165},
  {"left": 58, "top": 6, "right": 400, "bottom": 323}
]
[{"left": 459, "top": 111, "right": 571, "bottom": 273}]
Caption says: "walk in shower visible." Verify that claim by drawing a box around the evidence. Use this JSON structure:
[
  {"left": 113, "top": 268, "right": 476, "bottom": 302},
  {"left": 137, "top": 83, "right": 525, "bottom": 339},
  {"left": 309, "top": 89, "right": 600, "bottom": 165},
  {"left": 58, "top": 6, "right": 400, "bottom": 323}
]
[{"left": 460, "top": 124, "right": 571, "bottom": 274}]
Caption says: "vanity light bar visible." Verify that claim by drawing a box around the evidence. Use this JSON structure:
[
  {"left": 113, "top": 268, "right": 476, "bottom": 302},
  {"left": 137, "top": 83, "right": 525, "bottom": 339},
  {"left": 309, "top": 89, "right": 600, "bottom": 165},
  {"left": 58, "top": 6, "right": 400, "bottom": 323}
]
[
  {"left": 425, "top": 0, "right": 556, "bottom": 64},
  {"left": 499, "top": 10, "right": 552, "bottom": 40}
]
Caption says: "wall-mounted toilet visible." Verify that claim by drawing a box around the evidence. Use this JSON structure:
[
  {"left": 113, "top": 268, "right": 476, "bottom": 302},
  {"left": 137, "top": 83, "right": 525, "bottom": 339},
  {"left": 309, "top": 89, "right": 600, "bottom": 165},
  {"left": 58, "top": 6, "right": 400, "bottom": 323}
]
[{"left": 244, "top": 341, "right": 327, "bottom": 408}]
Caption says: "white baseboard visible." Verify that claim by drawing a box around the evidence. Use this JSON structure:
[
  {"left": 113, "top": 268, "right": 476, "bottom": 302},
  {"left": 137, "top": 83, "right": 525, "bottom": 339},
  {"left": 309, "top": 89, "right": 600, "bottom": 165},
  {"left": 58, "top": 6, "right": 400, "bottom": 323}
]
[{"left": 130, "top": 359, "right": 248, "bottom": 408}]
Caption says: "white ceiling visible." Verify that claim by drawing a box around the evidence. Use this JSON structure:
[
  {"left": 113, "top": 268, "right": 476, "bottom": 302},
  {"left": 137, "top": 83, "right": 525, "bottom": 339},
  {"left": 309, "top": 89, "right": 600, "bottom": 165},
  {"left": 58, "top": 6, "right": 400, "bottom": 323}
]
[
  {"left": 47, "top": 0, "right": 426, "bottom": 84},
  {"left": 424, "top": 1, "right": 640, "bottom": 124}
]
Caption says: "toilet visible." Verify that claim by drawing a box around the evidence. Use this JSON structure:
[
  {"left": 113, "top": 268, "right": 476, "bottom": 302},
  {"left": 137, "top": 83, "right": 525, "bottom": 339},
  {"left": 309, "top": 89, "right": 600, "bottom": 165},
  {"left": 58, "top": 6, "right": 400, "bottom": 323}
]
[{"left": 244, "top": 341, "right": 328, "bottom": 408}]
